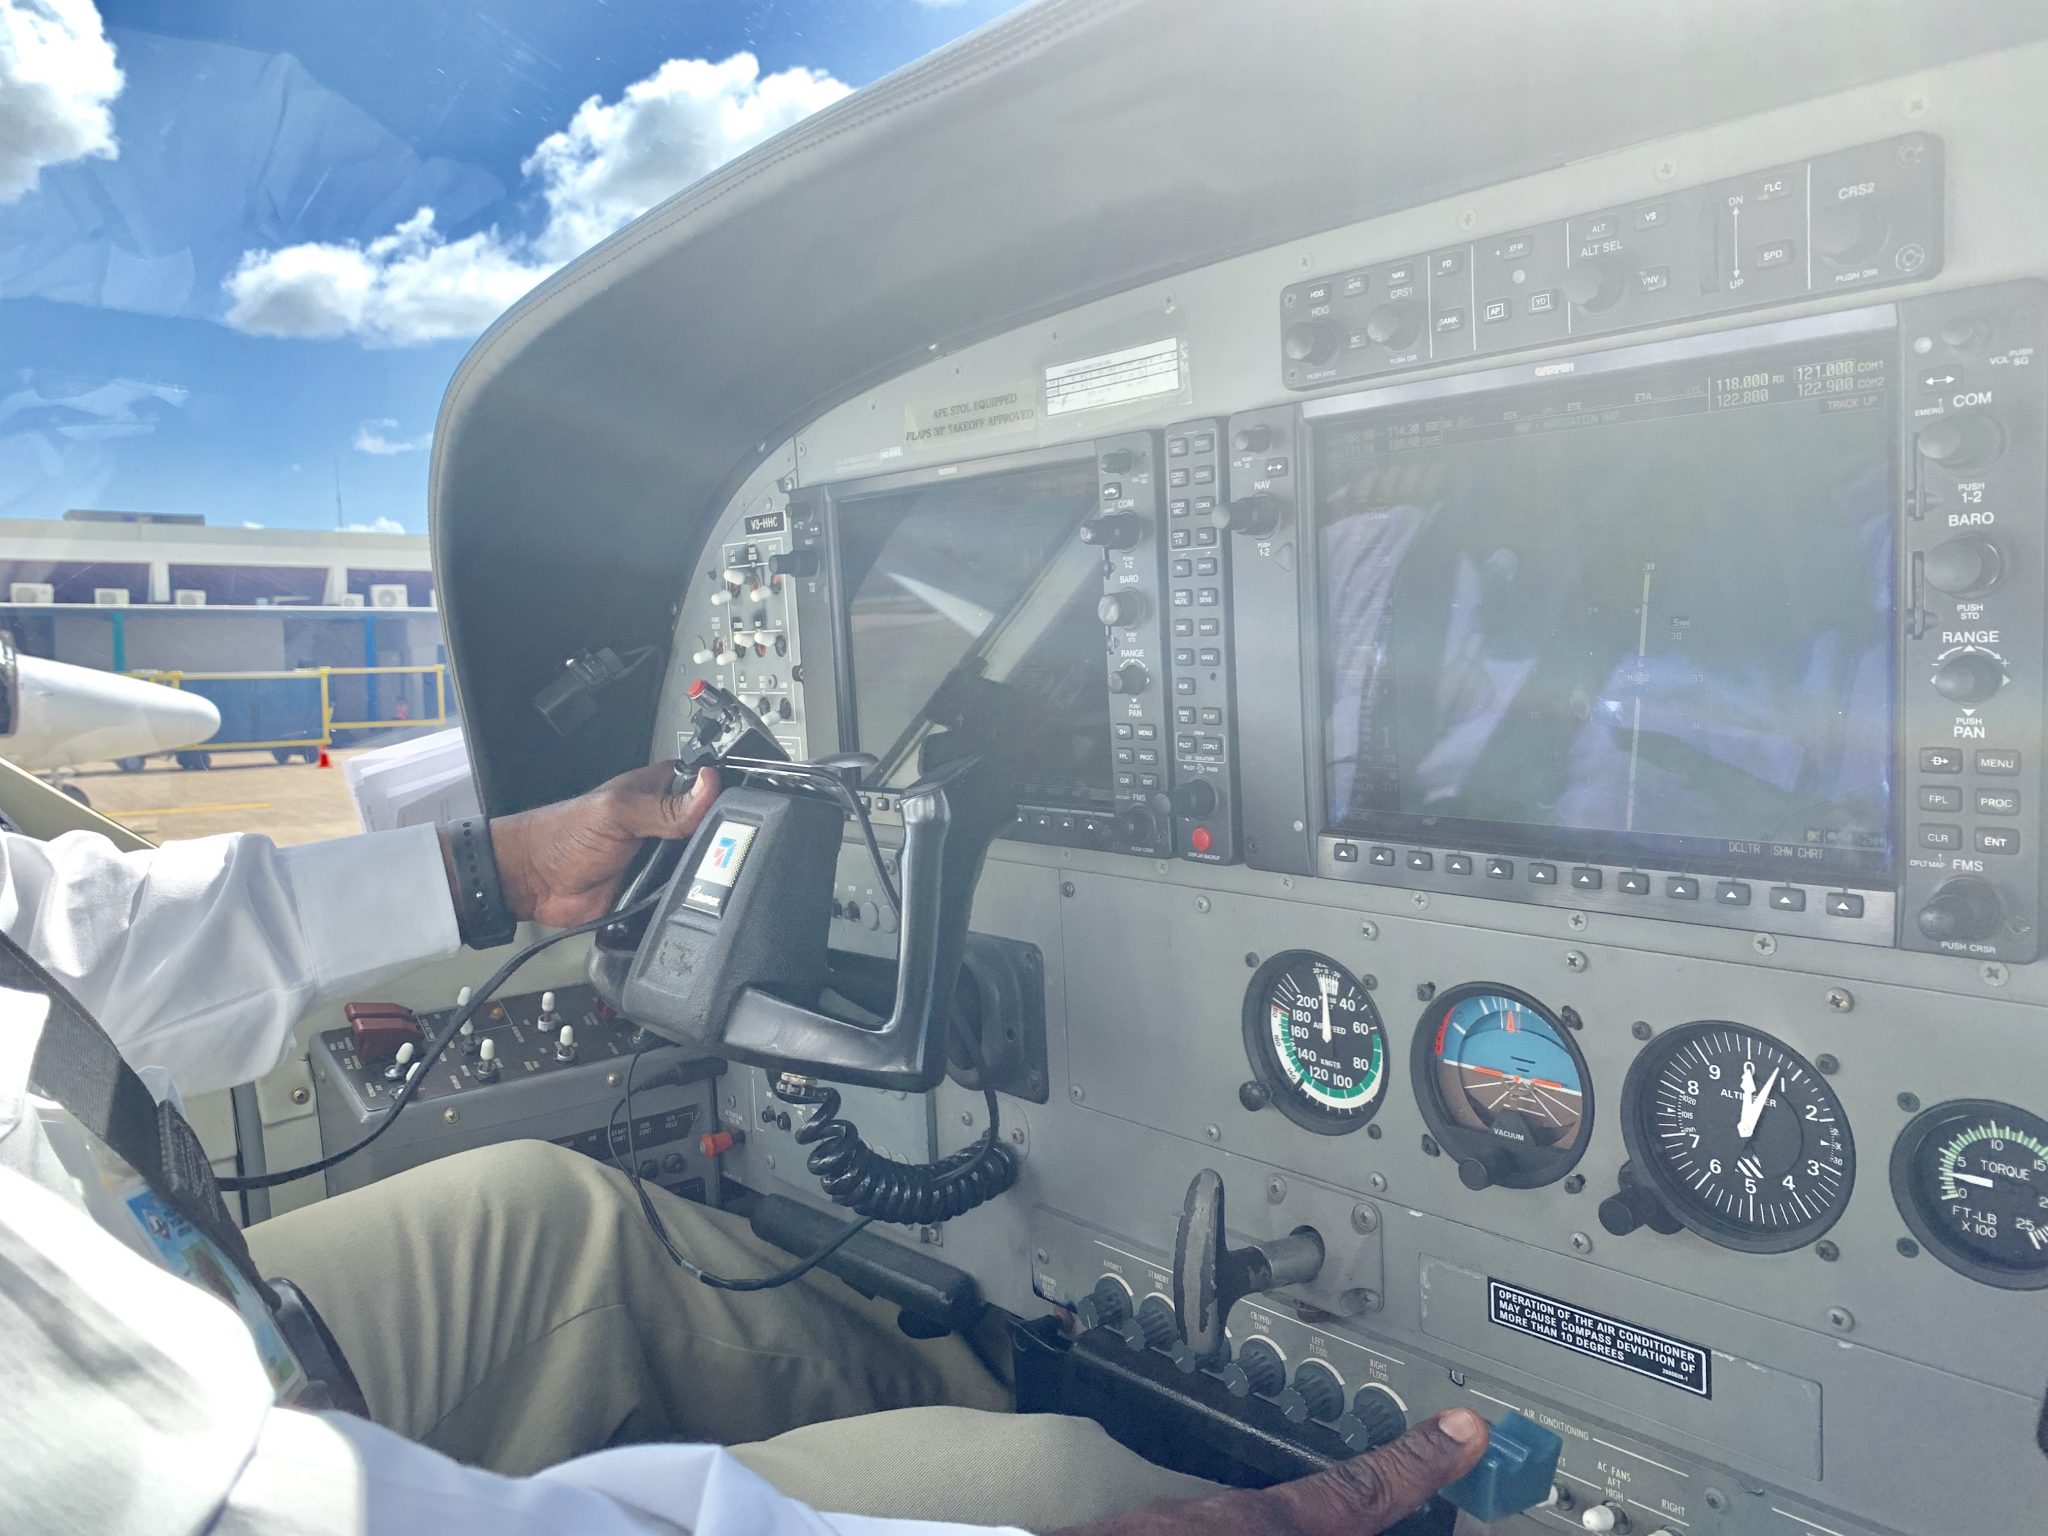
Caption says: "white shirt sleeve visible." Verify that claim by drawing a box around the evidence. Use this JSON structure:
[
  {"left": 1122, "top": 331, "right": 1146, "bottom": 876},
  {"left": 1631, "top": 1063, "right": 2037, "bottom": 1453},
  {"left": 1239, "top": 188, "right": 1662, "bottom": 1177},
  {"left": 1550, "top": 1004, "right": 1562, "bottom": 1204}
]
[{"left": 0, "top": 824, "right": 462, "bottom": 1096}]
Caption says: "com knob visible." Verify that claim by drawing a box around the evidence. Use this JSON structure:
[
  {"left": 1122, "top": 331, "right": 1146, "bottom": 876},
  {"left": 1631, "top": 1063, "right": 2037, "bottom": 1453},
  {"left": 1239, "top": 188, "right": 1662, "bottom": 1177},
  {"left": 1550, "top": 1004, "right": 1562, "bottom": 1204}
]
[
  {"left": 1931, "top": 647, "right": 2005, "bottom": 704},
  {"left": 1232, "top": 424, "right": 1272, "bottom": 454},
  {"left": 1108, "top": 661, "right": 1151, "bottom": 696},
  {"left": 1283, "top": 320, "right": 1338, "bottom": 366},
  {"left": 1225, "top": 494, "right": 1282, "bottom": 537},
  {"left": 1220, "top": 1338, "right": 1287, "bottom": 1399},
  {"left": 1364, "top": 300, "right": 1422, "bottom": 351},
  {"left": 1338, "top": 1387, "right": 1408, "bottom": 1453},
  {"left": 1097, "top": 589, "right": 1147, "bottom": 628},
  {"left": 1100, "top": 448, "right": 1137, "bottom": 475},
  {"left": 1917, "top": 413, "right": 2005, "bottom": 473},
  {"left": 1276, "top": 1361, "right": 1345, "bottom": 1425},
  {"left": 1080, "top": 513, "right": 1143, "bottom": 550},
  {"left": 1923, "top": 535, "right": 2004, "bottom": 597},
  {"left": 1917, "top": 877, "right": 2003, "bottom": 945},
  {"left": 1170, "top": 779, "right": 1217, "bottom": 818},
  {"left": 1811, "top": 196, "right": 1890, "bottom": 266},
  {"left": 1563, "top": 253, "right": 1626, "bottom": 314}
]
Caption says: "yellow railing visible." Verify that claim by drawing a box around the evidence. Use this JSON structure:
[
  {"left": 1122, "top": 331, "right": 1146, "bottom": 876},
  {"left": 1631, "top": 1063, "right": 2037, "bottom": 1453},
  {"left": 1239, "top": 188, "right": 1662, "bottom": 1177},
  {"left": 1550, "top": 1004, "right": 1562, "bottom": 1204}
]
[{"left": 127, "top": 664, "right": 448, "bottom": 751}]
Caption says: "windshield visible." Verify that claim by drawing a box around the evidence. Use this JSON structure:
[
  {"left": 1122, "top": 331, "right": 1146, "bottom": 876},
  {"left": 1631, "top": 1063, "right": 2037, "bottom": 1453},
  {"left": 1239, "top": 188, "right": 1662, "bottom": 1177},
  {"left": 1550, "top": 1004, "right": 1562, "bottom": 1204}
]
[{"left": 0, "top": 0, "right": 1008, "bottom": 844}]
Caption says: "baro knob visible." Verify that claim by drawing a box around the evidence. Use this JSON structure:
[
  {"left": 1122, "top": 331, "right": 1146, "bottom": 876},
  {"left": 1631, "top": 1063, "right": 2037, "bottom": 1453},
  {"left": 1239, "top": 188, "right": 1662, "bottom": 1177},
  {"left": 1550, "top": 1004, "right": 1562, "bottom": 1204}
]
[
  {"left": 1922, "top": 536, "right": 2003, "bottom": 597},
  {"left": 1097, "top": 589, "right": 1147, "bottom": 628}
]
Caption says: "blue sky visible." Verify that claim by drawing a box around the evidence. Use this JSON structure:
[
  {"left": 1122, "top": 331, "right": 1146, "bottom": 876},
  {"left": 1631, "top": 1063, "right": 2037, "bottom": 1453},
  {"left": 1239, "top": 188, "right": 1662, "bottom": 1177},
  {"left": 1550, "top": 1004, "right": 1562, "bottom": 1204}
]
[{"left": 0, "top": 0, "right": 1010, "bottom": 533}]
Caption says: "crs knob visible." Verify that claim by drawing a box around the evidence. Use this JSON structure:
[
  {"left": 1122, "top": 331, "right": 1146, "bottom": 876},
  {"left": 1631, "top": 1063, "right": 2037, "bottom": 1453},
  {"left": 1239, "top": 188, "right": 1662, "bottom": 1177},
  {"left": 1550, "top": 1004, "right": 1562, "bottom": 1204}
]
[
  {"left": 1562, "top": 253, "right": 1626, "bottom": 314},
  {"left": 1232, "top": 424, "right": 1272, "bottom": 454},
  {"left": 1220, "top": 1337, "right": 1286, "bottom": 1399},
  {"left": 1170, "top": 779, "right": 1218, "bottom": 818},
  {"left": 1109, "top": 661, "right": 1151, "bottom": 696},
  {"left": 1283, "top": 320, "right": 1338, "bottom": 366},
  {"left": 1225, "top": 494, "right": 1282, "bottom": 537},
  {"left": 1276, "top": 1361, "right": 1345, "bottom": 1424},
  {"left": 1811, "top": 195, "right": 1890, "bottom": 266},
  {"left": 1917, "top": 413, "right": 2006, "bottom": 473},
  {"left": 1917, "top": 877, "right": 2003, "bottom": 945},
  {"left": 1923, "top": 536, "right": 2004, "bottom": 597},
  {"left": 1364, "top": 300, "right": 1422, "bottom": 351},
  {"left": 1097, "top": 589, "right": 1148, "bottom": 628},
  {"left": 1931, "top": 648, "right": 2006, "bottom": 704},
  {"left": 1080, "top": 513, "right": 1143, "bottom": 550}
]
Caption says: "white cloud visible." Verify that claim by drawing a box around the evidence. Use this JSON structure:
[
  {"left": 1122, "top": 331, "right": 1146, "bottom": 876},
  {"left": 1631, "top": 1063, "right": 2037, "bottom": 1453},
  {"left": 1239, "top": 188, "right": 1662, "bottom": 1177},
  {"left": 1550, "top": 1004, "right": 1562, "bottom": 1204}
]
[
  {"left": 342, "top": 516, "right": 407, "bottom": 535},
  {"left": 241, "top": 519, "right": 265, "bottom": 529},
  {"left": 0, "top": 0, "right": 123, "bottom": 202},
  {"left": 351, "top": 416, "right": 432, "bottom": 456},
  {"left": 223, "top": 51, "right": 849, "bottom": 346}
]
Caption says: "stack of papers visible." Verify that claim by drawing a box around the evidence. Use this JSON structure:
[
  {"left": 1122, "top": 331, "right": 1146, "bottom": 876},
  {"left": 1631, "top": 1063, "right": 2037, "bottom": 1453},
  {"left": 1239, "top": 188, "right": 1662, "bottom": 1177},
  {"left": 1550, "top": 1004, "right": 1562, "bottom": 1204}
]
[{"left": 343, "top": 728, "right": 479, "bottom": 833}]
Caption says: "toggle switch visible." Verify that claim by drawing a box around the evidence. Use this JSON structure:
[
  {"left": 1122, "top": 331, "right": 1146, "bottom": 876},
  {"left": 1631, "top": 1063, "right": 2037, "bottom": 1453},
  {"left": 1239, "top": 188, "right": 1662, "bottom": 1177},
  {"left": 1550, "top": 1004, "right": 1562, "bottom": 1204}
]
[
  {"left": 555, "top": 1023, "right": 577, "bottom": 1063},
  {"left": 475, "top": 1036, "right": 500, "bottom": 1082},
  {"left": 382, "top": 1041, "right": 416, "bottom": 1081}
]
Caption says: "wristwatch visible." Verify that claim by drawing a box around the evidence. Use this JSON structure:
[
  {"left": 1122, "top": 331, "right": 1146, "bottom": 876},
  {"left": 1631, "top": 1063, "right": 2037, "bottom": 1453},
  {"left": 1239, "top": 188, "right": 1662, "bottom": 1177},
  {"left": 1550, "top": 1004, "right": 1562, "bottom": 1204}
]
[{"left": 442, "top": 815, "right": 516, "bottom": 949}]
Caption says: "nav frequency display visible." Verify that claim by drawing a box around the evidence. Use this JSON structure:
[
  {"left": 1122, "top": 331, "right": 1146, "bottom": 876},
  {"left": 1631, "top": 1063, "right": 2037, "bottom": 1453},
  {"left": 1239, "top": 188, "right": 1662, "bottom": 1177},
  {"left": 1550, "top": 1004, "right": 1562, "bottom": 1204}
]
[{"left": 1316, "top": 338, "right": 1896, "bottom": 879}]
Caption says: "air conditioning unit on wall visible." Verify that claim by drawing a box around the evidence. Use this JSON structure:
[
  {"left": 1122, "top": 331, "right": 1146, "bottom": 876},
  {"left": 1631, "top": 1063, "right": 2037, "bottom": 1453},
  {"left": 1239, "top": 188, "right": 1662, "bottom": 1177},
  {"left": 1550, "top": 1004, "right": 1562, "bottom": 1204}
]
[
  {"left": 340, "top": 593, "right": 366, "bottom": 608},
  {"left": 173, "top": 589, "right": 207, "bottom": 607},
  {"left": 9, "top": 583, "right": 54, "bottom": 604},
  {"left": 368, "top": 583, "right": 409, "bottom": 609},
  {"left": 93, "top": 588, "right": 131, "bottom": 607}
]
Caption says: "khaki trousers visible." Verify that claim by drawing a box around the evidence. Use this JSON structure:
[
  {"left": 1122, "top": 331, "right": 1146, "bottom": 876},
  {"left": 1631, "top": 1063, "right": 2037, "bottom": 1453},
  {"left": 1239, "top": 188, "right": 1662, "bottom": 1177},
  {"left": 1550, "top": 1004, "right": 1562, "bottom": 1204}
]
[{"left": 246, "top": 1140, "right": 1212, "bottom": 1530}]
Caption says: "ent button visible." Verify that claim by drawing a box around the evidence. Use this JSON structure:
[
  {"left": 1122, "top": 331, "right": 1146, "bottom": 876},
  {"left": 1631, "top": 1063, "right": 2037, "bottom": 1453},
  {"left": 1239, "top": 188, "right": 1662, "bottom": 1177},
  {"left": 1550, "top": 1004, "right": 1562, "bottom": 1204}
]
[{"left": 1977, "top": 827, "right": 2021, "bottom": 855}]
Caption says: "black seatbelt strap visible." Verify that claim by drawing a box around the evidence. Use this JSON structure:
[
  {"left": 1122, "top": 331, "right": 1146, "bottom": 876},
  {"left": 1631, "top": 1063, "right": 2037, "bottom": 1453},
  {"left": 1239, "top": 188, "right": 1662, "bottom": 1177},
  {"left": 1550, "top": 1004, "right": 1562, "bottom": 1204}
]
[{"left": 2, "top": 927, "right": 365, "bottom": 1413}]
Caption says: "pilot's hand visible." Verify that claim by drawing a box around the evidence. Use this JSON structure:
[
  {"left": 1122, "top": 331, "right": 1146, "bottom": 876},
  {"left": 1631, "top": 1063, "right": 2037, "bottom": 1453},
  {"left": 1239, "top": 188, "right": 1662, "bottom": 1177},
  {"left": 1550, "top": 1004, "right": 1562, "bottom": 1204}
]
[
  {"left": 1051, "top": 1410, "right": 1487, "bottom": 1536},
  {"left": 487, "top": 762, "right": 719, "bottom": 927}
]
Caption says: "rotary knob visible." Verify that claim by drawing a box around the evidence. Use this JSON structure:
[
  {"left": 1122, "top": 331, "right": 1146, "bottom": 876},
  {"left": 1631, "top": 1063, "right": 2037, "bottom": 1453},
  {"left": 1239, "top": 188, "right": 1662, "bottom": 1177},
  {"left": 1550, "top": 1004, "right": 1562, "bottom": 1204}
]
[
  {"left": 1811, "top": 196, "right": 1890, "bottom": 266},
  {"left": 1276, "top": 1361, "right": 1345, "bottom": 1424},
  {"left": 1100, "top": 448, "right": 1137, "bottom": 474},
  {"left": 1284, "top": 320, "right": 1338, "bottom": 365},
  {"left": 1923, "top": 536, "right": 2004, "bottom": 597},
  {"left": 1563, "top": 253, "right": 1626, "bottom": 313},
  {"left": 1917, "top": 413, "right": 2005, "bottom": 473},
  {"left": 1931, "top": 648, "right": 2005, "bottom": 704},
  {"left": 1075, "top": 1277, "right": 1131, "bottom": 1332},
  {"left": 1225, "top": 494, "right": 1282, "bottom": 536},
  {"left": 1097, "top": 589, "right": 1147, "bottom": 628},
  {"left": 1338, "top": 1387, "right": 1409, "bottom": 1453},
  {"left": 1220, "top": 1338, "right": 1286, "bottom": 1399},
  {"left": 766, "top": 549, "right": 819, "bottom": 580},
  {"left": 1170, "top": 779, "right": 1217, "bottom": 818},
  {"left": 1364, "top": 300, "right": 1422, "bottom": 351},
  {"left": 1232, "top": 424, "right": 1272, "bottom": 453},
  {"left": 1114, "top": 804, "right": 1158, "bottom": 847},
  {"left": 1917, "top": 877, "right": 2003, "bottom": 945},
  {"left": 1108, "top": 661, "right": 1151, "bottom": 696},
  {"left": 1116, "top": 1295, "right": 1179, "bottom": 1354},
  {"left": 1080, "top": 514, "right": 1143, "bottom": 550}
]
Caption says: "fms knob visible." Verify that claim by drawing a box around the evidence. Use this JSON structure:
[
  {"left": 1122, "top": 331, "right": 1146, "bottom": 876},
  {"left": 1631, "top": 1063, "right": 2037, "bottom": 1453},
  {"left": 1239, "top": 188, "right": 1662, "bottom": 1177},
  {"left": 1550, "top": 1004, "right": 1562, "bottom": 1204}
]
[
  {"left": 1108, "top": 661, "right": 1151, "bottom": 695},
  {"left": 1364, "top": 300, "right": 1422, "bottom": 351},
  {"left": 1225, "top": 494, "right": 1282, "bottom": 537},
  {"left": 1923, "top": 536, "right": 2004, "bottom": 597},
  {"left": 1080, "top": 514, "right": 1143, "bottom": 550},
  {"left": 1283, "top": 320, "right": 1338, "bottom": 366},
  {"left": 1917, "top": 413, "right": 2006, "bottom": 473},
  {"left": 1917, "top": 877, "right": 2003, "bottom": 945},
  {"left": 1562, "top": 253, "right": 1626, "bottom": 313},
  {"left": 1115, "top": 804, "right": 1159, "bottom": 847},
  {"left": 1097, "top": 589, "right": 1147, "bottom": 628},
  {"left": 1931, "top": 648, "right": 2005, "bottom": 704}
]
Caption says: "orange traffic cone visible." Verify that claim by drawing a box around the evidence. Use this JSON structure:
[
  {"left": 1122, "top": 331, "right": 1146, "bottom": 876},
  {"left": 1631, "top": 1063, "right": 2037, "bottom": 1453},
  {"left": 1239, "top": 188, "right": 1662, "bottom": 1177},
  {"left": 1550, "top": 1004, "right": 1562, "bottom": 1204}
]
[{"left": 317, "top": 748, "right": 332, "bottom": 768}]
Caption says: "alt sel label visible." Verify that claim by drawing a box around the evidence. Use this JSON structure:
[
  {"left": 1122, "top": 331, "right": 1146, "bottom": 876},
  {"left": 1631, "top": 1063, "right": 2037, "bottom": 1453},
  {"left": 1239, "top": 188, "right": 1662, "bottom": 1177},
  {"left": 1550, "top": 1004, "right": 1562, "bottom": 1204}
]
[{"left": 1489, "top": 1279, "right": 1712, "bottom": 1397}]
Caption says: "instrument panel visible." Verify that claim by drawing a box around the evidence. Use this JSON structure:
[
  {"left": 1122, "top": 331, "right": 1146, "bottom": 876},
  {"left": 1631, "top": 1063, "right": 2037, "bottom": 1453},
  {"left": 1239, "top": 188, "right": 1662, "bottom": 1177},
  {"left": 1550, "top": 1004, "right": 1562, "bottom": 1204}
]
[{"left": 648, "top": 40, "right": 2048, "bottom": 1536}]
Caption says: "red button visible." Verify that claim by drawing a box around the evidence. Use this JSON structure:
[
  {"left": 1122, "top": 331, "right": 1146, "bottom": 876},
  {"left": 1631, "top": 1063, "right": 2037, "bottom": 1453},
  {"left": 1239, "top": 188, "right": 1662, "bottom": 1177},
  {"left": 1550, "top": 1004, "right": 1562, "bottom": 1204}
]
[
  {"left": 1190, "top": 826, "right": 1214, "bottom": 853},
  {"left": 688, "top": 678, "right": 706, "bottom": 698}
]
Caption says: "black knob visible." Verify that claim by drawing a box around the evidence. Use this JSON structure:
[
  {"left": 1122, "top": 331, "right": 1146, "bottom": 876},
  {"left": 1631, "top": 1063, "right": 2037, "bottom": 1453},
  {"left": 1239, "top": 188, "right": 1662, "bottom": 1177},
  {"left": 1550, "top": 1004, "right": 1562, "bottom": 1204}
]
[
  {"left": 1100, "top": 448, "right": 1137, "bottom": 474},
  {"left": 1364, "top": 301, "right": 1421, "bottom": 351},
  {"left": 1171, "top": 779, "right": 1218, "bottom": 818},
  {"left": 1811, "top": 196, "right": 1890, "bottom": 266},
  {"left": 1225, "top": 494, "right": 1282, "bottom": 537},
  {"left": 1097, "top": 590, "right": 1147, "bottom": 628},
  {"left": 1115, "top": 804, "right": 1157, "bottom": 846},
  {"left": 1117, "top": 1295, "right": 1178, "bottom": 1354},
  {"left": 1923, "top": 536, "right": 2004, "bottom": 597},
  {"left": 1932, "top": 648, "right": 2005, "bottom": 704},
  {"left": 1278, "top": 1361, "right": 1346, "bottom": 1424},
  {"left": 1283, "top": 320, "right": 1337, "bottom": 365},
  {"left": 1940, "top": 316, "right": 1992, "bottom": 350},
  {"left": 1080, "top": 514, "right": 1143, "bottom": 550},
  {"left": 1232, "top": 424, "right": 1272, "bottom": 453},
  {"left": 1340, "top": 1387, "right": 1409, "bottom": 1453},
  {"left": 1917, "top": 877, "right": 2003, "bottom": 945},
  {"left": 1457, "top": 1155, "right": 1498, "bottom": 1192},
  {"left": 1109, "top": 661, "right": 1150, "bottom": 696},
  {"left": 1076, "top": 1277, "right": 1131, "bottom": 1332},
  {"left": 1598, "top": 1181, "right": 1680, "bottom": 1237},
  {"left": 1562, "top": 254, "right": 1626, "bottom": 314},
  {"left": 766, "top": 549, "right": 819, "bottom": 579},
  {"left": 1221, "top": 1338, "right": 1286, "bottom": 1399},
  {"left": 1237, "top": 1079, "right": 1272, "bottom": 1112},
  {"left": 776, "top": 697, "right": 794, "bottom": 721},
  {"left": 1918, "top": 414, "right": 2005, "bottom": 473}
]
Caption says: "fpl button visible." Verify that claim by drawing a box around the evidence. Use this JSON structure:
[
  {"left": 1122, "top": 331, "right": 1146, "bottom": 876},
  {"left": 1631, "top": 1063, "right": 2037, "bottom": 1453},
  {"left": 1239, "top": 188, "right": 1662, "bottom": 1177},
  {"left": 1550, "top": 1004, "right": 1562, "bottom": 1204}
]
[{"left": 1189, "top": 827, "right": 1215, "bottom": 854}]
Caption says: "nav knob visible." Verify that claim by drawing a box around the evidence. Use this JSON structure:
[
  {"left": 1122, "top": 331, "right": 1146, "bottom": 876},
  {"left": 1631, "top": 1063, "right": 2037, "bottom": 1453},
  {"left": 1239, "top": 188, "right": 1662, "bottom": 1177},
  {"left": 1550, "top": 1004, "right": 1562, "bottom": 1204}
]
[
  {"left": 1276, "top": 1360, "right": 1345, "bottom": 1425},
  {"left": 1283, "top": 320, "right": 1338, "bottom": 365},
  {"left": 1923, "top": 535, "right": 2004, "bottom": 596},
  {"left": 1917, "top": 877, "right": 2003, "bottom": 944},
  {"left": 1220, "top": 1338, "right": 1287, "bottom": 1399},
  {"left": 1563, "top": 253, "right": 1626, "bottom": 313},
  {"left": 1917, "top": 413, "right": 2005, "bottom": 473},
  {"left": 1811, "top": 196, "right": 1890, "bottom": 266},
  {"left": 1100, "top": 447, "right": 1137, "bottom": 474},
  {"left": 1931, "top": 648, "right": 2005, "bottom": 703},
  {"left": 1080, "top": 513, "right": 1143, "bottom": 550},
  {"left": 1365, "top": 300, "right": 1422, "bottom": 351},
  {"left": 1108, "top": 661, "right": 1151, "bottom": 695},
  {"left": 1098, "top": 589, "right": 1147, "bottom": 628},
  {"left": 1232, "top": 424, "right": 1272, "bottom": 453},
  {"left": 1170, "top": 779, "right": 1218, "bottom": 819},
  {"left": 1338, "top": 1387, "right": 1408, "bottom": 1453},
  {"left": 1225, "top": 494, "right": 1282, "bottom": 536}
]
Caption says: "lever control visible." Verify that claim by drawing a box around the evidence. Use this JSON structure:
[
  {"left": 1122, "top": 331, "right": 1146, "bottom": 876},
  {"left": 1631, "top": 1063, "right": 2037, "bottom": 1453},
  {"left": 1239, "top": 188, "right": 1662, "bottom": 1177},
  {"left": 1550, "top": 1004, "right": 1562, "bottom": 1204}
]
[{"left": 1172, "top": 1168, "right": 1325, "bottom": 1364}]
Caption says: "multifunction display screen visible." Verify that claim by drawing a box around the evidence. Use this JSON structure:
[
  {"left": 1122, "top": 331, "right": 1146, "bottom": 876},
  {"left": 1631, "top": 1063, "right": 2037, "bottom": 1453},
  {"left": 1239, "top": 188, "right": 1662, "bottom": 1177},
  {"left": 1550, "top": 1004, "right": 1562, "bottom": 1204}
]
[
  {"left": 838, "top": 458, "right": 1112, "bottom": 805},
  {"left": 1316, "top": 334, "right": 1896, "bottom": 879}
]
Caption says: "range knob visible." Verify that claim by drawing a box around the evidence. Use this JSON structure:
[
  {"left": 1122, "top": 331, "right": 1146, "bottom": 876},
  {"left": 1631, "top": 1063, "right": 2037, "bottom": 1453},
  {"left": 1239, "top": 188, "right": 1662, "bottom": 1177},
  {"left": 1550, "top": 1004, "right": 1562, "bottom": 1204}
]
[
  {"left": 1080, "top": 513, "right": 1143, "bottom": 550},
  {"left": 1931, "top": 647, "right": 2005, "bottom": 704},
  {"left": 1917, "top": 877, "right": 2003, "bottom": 945},
  {"left": 1338, "top": 1387, "right": 1408, "bottom": 1453},
  {"left": 1283, "top": 320, "right": 1338, "bottom": 365},
  {"left": 1225, "top": 494, "right": 1282, "bottom": 537},
  {"left": 1108, "top": 661, "right": 1151, "bottom": 695},
  {"left": 1364, "top": 300, "right": 1422, "bottom": 351},
  {"left": 1276, "top": 1361, "right": 1345, "bottom": 1424},
  {"left": 1220, "top": 1337, "right": 1287, "bottom": 1399},
  {"left": 1811, "top": 196, "right": 1890, "bottom": 266},
  {"left": 1917, "top": 413, "right": 2005, "bottom": 473},
  {"left": 1075, "top": 1277, "right": 1131, "bottom": 1332},
  {"left": 1116, "top": 1295, "right": 1179, "bottom": 1354},
  {"left": 1170, "top": 779, "right": 1217, "bottom": 818},
  {"left": 766, "top": 549, "right": 820, "bottom": 580},
  {"left": 1097, "top": 589, "right": 1147, "bottom": 627},
  {"left": 1563, "top": 253, "right": 1626, "bottom": 314},
  {"left": 1100, "top": 448, "right": 1137, "bottom": 475},
  {"left": 1923, "top": 535, "right": 2004, "bottom": 597},
  {"left": 1232, "top": 424, "right": 1272, "bottom": 454}
]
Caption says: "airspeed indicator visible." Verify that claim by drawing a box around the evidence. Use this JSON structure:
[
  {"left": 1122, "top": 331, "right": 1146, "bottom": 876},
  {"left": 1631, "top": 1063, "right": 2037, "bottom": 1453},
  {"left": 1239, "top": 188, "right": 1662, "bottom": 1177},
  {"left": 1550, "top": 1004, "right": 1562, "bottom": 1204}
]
[{"left": 1243, "top": 951, "right": 1388, "bottom": 1135}]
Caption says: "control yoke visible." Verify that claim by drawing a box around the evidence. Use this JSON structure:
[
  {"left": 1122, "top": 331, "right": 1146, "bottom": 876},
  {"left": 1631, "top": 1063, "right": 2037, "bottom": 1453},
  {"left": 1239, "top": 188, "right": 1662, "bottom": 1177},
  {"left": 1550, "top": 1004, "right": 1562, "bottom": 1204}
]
[{"left": 1173, "top": 1169, "right": 1325, "bottom": 1364}]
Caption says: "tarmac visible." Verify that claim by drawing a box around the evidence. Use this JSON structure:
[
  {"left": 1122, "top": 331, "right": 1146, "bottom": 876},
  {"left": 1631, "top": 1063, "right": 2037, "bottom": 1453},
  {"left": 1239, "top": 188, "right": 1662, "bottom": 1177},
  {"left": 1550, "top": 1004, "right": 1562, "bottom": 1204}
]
[{"left": 69, "top": 748, "right": 377, "bottom": 846}]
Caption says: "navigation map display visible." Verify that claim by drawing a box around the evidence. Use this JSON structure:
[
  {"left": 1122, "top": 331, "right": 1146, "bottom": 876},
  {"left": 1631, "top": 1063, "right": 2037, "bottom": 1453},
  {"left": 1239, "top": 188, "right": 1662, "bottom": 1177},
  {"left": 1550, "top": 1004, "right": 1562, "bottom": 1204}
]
[{"left": 1315, "top": 334, "right": 1896, "bottom": 879}]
